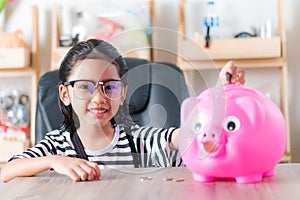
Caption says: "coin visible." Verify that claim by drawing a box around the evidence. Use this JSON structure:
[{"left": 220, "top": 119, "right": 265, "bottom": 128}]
[
  {"left": 139, "top": 176, "right": 153, "bottom": 181},
  {"left": 145, "top": 176, "right": 153, "bottom": 180},
  {"left": 174, "top": 178, "right": 185, "bottom": 182},
  {"left": 163, "top": 177, "right": 174, "bottom": 181}
]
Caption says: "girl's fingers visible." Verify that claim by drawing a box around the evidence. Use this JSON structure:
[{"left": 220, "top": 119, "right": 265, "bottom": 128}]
[
  {"left": 222, "top": 61, "right": 245, "bottom": 86},
  {"left": 236, "top": 70, "right": 246, "bottom": 85},
  {"left": 220, "top": 61, "right": 236, "bottom": 84},
  {"left": 87, "top": 162, "right": 101, "bottom": 180},
  {"left": 51, "top": 156, "right": 100, "bottom": 181},
  {"left": 67, "top": 168, "right": 81, "bottom": 182},
  {"left": 81, "top": 163, "right": 99, "bottom": 181},
  {"left": 231, "top": 66, "right": 238, "bottom": 83},
  {"left": 73, "top": 165, "right": 89, "bottom": 181},
  {"left": 74, "top": 161, "right": 100, "bottom": 181}
]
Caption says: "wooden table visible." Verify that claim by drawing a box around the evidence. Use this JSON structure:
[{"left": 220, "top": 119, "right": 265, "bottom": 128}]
[{"left": 1, "top": 163, "right": 300, "bottom": 200}]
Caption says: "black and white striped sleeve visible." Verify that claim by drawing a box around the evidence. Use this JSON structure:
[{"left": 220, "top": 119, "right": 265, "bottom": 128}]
[
  {"left": 9, "top": 130, "right": 77, "bottom": 161},
  {"left": 132, "top": 126, "right": 182, "bottom": 167}
]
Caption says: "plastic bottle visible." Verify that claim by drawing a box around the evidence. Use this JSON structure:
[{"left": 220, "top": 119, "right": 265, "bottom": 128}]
[
  {"left": 203, "top": 0, "right": 219, "bottom": 47},
  {"left": 265, "top": 19, "right": 272, "bottom": 38},
  {"left": 60, "top": 6, "right": 73, "bottom": 47},
  {"left": 71, "top": 11, "right": 86, "bottom": 43}
]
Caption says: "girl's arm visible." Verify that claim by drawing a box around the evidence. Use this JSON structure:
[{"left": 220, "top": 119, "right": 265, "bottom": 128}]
[
  {"left": 170, "top": 129, "right": 180, "bottom": 150},
  {"left": 0, "top": 155, "right": 101, "bottom": 182}
]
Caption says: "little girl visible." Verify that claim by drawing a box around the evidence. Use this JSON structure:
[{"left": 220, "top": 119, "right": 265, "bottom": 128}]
[{"left": 0, "top": 39, "right": 245, "bottom": 182}]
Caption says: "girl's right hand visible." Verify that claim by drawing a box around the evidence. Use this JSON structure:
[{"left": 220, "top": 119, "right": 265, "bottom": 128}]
[
  {"left": 219, "top": 61, "right": 245, "bottom": 86},
  {"left": 49, "top": 155, "right": 101, "bottom": 181}
]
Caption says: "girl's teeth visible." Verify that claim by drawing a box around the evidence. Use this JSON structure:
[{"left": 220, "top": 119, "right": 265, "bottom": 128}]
[{"left": 90, "top": 109, "right": 106, "bottom": 113}]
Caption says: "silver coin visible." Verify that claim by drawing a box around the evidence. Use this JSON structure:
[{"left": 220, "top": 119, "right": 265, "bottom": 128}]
[
  {"left": 145, "top": 176, "right": 153, "bottom": 180},
  {"left": 139, "top": 176, "right": 153, "bottom": 181},
  {"left": 163, "top": 177, "right": 174, "bottom": 181}
]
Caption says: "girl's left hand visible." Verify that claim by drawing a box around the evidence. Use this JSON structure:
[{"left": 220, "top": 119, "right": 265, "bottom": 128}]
[{"left": 219, "top": 61, "right": 245, "bottom": 86}]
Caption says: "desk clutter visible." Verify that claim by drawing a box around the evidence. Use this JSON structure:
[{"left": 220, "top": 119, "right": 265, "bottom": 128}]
[
  {"left": 0, "top": 89, "right": 30, "bottom": 162},
  {"left": 0, "top": 89, "right": 30, "bottom": 138}
]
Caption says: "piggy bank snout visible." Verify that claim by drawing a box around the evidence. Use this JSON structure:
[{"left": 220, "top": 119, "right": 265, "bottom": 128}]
[
  {"left": 198, "top": 130, "right": 219, "bottom": 143},
  {"left": 197, "top": 126, "right": 224, "bottom": 146},
  {"left": 198, "top": 131, "right": 219, "bottom": 153},
  {"left": 197, "top": 129, "right": 224, "bottom": 156}
]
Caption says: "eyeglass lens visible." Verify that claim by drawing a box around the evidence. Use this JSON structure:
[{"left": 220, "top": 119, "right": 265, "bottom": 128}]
[{"left": 73, "top": 80, "right": 124, "bottom": 100}]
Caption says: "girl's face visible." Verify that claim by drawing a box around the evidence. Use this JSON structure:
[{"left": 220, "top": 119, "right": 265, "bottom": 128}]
[{"left": 59, "top": 59, "right": 126, "bottom": 130}]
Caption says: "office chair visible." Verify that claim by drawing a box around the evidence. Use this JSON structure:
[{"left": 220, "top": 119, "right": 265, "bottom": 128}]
[{"left": 35, "top": 57, "right": 189, "bottom": 144}]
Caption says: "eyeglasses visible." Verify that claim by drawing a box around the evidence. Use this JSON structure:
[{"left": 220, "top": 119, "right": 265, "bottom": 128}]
[{"left": 64, "top": 79, "right": 125, "bottom": 100}]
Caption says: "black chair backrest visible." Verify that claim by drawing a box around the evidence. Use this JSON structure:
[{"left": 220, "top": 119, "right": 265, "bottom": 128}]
[{"left": 35, "top": 58, "right": 189, "bottom": 144}]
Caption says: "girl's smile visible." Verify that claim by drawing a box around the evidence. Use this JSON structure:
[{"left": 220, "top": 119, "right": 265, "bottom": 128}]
[{"left": 88, "top": 107, "right": 109, "bottom": 118}]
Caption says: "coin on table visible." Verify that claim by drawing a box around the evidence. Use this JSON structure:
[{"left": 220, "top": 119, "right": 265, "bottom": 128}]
[
  {"left": 174, "top": 178, "right": 185, "bottom": 182},
  {"left": 163, "top": 177, "right": 174, "bottom": 181},
  {"left": 145, "top": 176, "right": 153, "bottom": 180},
  {"left": 140, "top": 176, "right": 153, "bottom": 181}
]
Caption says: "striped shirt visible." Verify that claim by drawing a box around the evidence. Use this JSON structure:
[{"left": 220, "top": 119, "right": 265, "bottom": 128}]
[{"left": 10, "top": 124, "right": 183, "bottom": 169}]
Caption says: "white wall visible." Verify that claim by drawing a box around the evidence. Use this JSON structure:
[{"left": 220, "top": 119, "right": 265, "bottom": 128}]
[
  {"left": 284, "top": 0, "right": 300, "bottom": 163},
  {"left": 2, "top": 0, "right": 300, "bottom": 162}
]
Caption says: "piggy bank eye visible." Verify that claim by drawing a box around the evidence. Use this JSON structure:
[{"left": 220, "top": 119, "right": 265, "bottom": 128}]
[
  {"left": 191, "top": 115, "right": 206, "bottom": 134},
  {"left": 192, "top": 117, "right": 206, "bottom": 134},
  {"left": 194, "top": 122, "right": 202, "bottom": 133},
  {"left": 224, "top": 116, "right": 240, "bottom": 132}
]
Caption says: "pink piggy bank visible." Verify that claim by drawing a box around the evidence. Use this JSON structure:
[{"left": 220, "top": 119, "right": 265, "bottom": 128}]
[{"left": 179, "top": 84, "right": 286, "bottom": 184}]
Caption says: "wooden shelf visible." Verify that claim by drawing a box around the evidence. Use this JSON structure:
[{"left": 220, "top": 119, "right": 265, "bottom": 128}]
[
  {"left": 281, "top": 153, "right": 292, "bottom": 163},
  {"left": 51, "top": 46, "right": 151, "bottom": 70},
  {"left": 50, "top": 4, "right": 153, "bottom": 70},
  {"left": 0, "top": 67, "right": 36, "bottom": 75},
  {"left": 0, "top": 5, "right": 39, "bottom": 162},
  {"left": 178, "top": 36, "right": 281, "bottom": 61},
  {"left": 178, "top": 0, "right": 291, "bottom": 163},
  {"left": 0, "top": 48, "right": 30, "bottom": 68},
  {"left": 0, "top": 137, "right": 30, "bottom": 162},
  {"left": 178, "top": 57, "right": 287, "bottom": 70},
  {"left": 178, "top": 0, "right": 287, "bottom": 63}
]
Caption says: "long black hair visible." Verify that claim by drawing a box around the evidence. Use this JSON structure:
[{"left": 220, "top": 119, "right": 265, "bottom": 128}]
[{"left": 58, "top": 39, "right": 132, "bottom": 132}]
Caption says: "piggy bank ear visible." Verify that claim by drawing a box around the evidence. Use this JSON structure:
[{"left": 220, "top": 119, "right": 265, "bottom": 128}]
[
  {"left": 179, "top": 97, "right": 198, "bottom": 156},
  {"left": 181, "top": 97, "right": 198, "bottom": 125}
]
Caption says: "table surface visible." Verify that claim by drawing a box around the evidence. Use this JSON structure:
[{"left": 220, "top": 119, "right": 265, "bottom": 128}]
[{"left": 1, "top": 163, "right": 300, "bottom": 200}]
